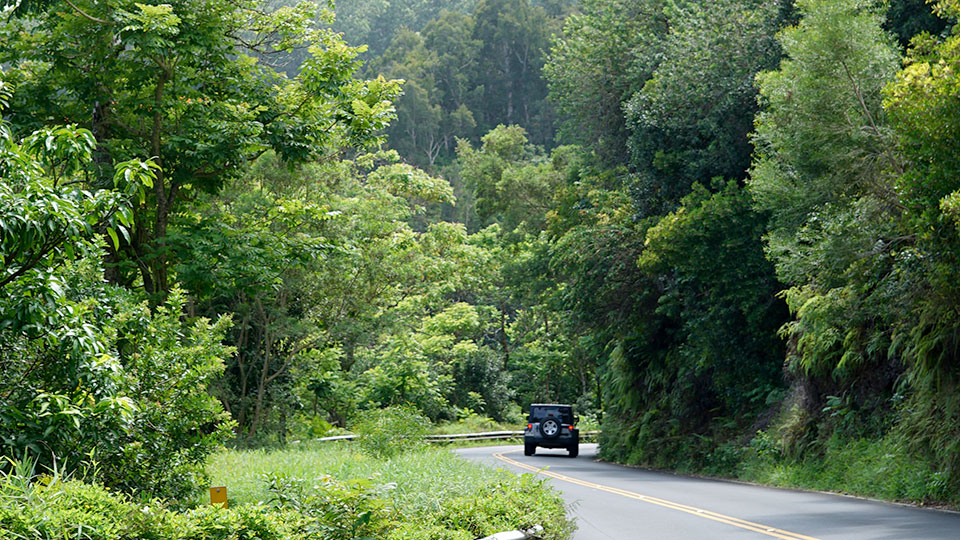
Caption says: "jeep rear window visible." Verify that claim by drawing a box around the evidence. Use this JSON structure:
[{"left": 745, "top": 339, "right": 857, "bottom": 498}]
[{"left": 529, "top": 406, "right": 573, "bottom": 423}]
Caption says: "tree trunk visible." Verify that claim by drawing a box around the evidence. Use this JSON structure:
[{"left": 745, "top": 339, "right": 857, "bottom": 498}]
[
  {"left": 503, "top": 42, "right": 514, "bottom": 123},
  {"left": 342, "top": 340, "right": 356, "bottom": 371},
  {"left": 146, "top": 64, "right": 171, "bottom": 299},
  {"left": 131, "top": 204, "right": 156, "bottom": 296},
  {"left": 499, "top": 304, "right": 510, "bottom": 365},
  {"left": 249, "top": 323, "right": 270, "bottom": 438}
]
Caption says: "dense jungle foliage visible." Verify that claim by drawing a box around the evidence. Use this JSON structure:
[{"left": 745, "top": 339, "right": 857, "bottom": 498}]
[{"left": 4, "top": 0, "right": 960, "bottom": 526}]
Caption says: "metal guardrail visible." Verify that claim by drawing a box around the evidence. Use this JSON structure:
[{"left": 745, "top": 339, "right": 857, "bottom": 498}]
[
  {"left": 314, "top": 434, "right": 358, "bottom": 442},
  {"left": 425, "top": 430, "right": 523, "bottom": 441},
  {"left": 315, "top": 430, "right": 600, "bottom": 443}
]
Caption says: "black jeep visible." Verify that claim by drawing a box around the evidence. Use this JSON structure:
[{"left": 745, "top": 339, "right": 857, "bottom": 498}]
[{"left": 524, "top": 403, "right": 579, "bottom": 457}]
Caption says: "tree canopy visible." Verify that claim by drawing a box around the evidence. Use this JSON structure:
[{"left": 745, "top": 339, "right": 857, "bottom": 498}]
[{"left": 6, "top": 0, "right": 960, "bottom": 509}]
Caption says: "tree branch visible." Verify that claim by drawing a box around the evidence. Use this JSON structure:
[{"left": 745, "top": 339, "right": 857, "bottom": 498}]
[
  {"left": 63, "top": 0, "right": 111, "bottom": 25},
  {"left": 838, "top": 59, "right": 904, "bottom": 177}
]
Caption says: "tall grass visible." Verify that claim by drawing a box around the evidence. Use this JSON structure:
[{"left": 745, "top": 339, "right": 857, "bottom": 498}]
[
  {"left": 206, "top": 442, "right": 576, "bottom": 539},
  {"left": 207, "top": 442, "right": 506, "bottom": 512},
  {"left": 738, "top": 433, "right": 950, "bottom": 504}
]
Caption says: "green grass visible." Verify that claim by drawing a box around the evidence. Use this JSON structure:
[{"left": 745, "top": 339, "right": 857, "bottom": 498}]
[
  {"left": 207, "top": 442, "right": 502, "bottom": 511},
  {"left": 205, "top": 442, "right": 576, "bottom": 539},
  {"left": 737, "top": 433, "right": 951, "bottom": 504},
  {"left": 0, "top": 443, "right": 576, "bottom": 540}
]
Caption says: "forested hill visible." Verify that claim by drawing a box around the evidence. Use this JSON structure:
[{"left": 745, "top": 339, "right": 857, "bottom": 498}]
[{"left": 3, "top": 0, "right": 960, "bottom": 511}]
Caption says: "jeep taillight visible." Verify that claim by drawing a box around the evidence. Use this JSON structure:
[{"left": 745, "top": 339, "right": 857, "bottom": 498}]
[{"left": 526, "top": 423, "right": 532, "bottom": 429}]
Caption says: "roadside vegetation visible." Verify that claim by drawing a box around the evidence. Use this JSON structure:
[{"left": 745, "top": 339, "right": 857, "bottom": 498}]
[
  {"left": 430, "top": 412, "right": 522, "bottom": 435},
  {"left": 206, "top": 441, "right": 573, "bottom": 540},
  {"left": 737, "top": 433, "right": 949, "bottom": 504},
  {"left": 1, "top": 445, "right": 573, "bottom": 540},
  {"left": 538, "top": 0, "right": 960, "bottom": 507},
  {"left": 6, "top": 0, "right": 960, "bottom": 534}
]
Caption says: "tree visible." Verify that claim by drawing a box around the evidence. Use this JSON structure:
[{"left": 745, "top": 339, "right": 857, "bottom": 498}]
[
  {"left": 370, "top": 30, "right": 448, "bottom": 169},
  {"left": 368, "top": 2, "right": 562, "bottom": 170},
  {"left": 330, "top": 0, "right": 478, "bottom": 57},
  {"left": 171, "top": 156, "right": 338, "bottom": 437},
  {"left": 886, "top": 0, "right": 949, "bottom": 47},
  {"left": 422, "top": 11, "right": 483, "bottom": 117},
  {"left": 173, "top": 149, "right": 458, "bottom": 436},
  {"left": 628, "top": 182, "right": 786, "bottom": 462},
  {"left": 471, "top": 0, "right": 554, "bottom": 147},
  {"left": 545, "top": 0, "right": 669, "bottom": 166},
  {"left": 541, "top": 0, "right": 791, "bottom": 468},
  {"left": 546, "top": 167, "right": 651, "bottom": 432},
  {"left": 457, "top": 125, "right": 562, "bottom": 234},
  {"left": 0, "top": 110, "right": 136, "bottom": 475},
  {"left": 884, "top": 0, "right": 960, "bottom": 488},
  {"left": 625, "top": 0, "right": 784, "bottom": 216},
  {"left": 749, "top": 0, "right": 903, "bottom": 383},
  {"left": 1, "top": 0, "right": 400, "bottom": 299},
  {"left": 0, "top": 87, "right": 231, "bottom": 498}
]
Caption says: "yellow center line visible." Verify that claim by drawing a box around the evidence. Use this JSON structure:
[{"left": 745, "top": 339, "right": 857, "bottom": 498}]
[{"left": 492, "top": 451, "right": 822, "bottom": 540}]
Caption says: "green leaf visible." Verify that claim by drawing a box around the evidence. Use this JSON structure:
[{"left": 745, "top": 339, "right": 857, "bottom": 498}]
[{"left": 106, "top": 227, "right": 120, "bottom": 250}]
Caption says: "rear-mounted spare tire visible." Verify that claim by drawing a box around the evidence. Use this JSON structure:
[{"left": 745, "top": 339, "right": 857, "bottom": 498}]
[{"left": 540, "top": 417, "right": 561, "bottom": 439}]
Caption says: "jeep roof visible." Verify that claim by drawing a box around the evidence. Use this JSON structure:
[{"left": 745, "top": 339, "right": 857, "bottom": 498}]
[{"left": 527, "top": 403, "right": 574, "bottom": 423}]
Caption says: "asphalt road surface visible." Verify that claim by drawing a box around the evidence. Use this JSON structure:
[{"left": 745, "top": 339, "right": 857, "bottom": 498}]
[{"left": 456, "top": 444, "right": 960, "bottom": 540}]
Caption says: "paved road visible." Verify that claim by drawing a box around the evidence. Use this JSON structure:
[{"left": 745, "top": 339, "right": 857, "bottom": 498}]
[{"left": 457, "top": 444, "right": 960, "bottom": 540}]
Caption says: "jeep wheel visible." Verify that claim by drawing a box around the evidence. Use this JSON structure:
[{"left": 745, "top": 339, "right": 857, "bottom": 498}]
[
  {"left": 524, "top": 442, "right": 535, "bottom": 456},
  {"left": 540, "top": 418, "right": 561, "bottom": 439},
  {"left": 568, "top": 444, "right": 579, "bottom": 458}
]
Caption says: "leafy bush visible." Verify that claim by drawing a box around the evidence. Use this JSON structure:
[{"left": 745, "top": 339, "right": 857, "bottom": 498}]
[
  {"left": 39, "top": 485, "right": 296, "bottom": 539},
  {"left": 391, "top": 474, "right": 574, "bottom": 540},
  {"left": 184, "top": 505, "right": 296, "bottom": 540},
  {"left": 352, "top": 406, "right": 429, "bottom": 459},
  {"left": 1, "top": 475, "right": 133, "bottom": 540},
  {"left": 264, "top": 473, "right": 391, "bottom": 539},
  {"left": 0, "top": 285, "right": 235, "bottom": 502},
  {"left": 0, "top": 458, "right": 295, "bottom": 540},
  {"left": 432, "top": 411, "right": 515, "bottom": 435},
  {"left": 96, "top": 290, "right": 235, "bottom": 501}
]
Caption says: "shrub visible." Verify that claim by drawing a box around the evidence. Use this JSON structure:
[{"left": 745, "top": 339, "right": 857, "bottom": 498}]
[
  {"left": 0, "top": 462, "right": 295, "bottom": 540},
  {"left": 184, "top": 504, "right": 294, "bottom": 540},
  {"left": 264, "top": 473, "right": 391, "bottom": 540},
  {"left": 0, "top": 116, "right": 230, "bottom": 501},
  {"left": 0, "top": 281, "right": 235, "bottom": 502},
  {"left": 390, "top": 475, "right": 574, "bottom": 540},
  {"left": 94, "top": 289, "right": 235, "bottom": 501},
  {"left": 432, "top": 411, "right": 507, "bottom": 435},
  {"left": 352, "top": 406, "right": 429, "bottom": 459}
]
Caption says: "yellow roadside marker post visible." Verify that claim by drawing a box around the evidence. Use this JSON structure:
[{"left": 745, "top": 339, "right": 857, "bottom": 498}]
[{"left": 210, "top": 486, "right": 228, "bottom": 508}]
